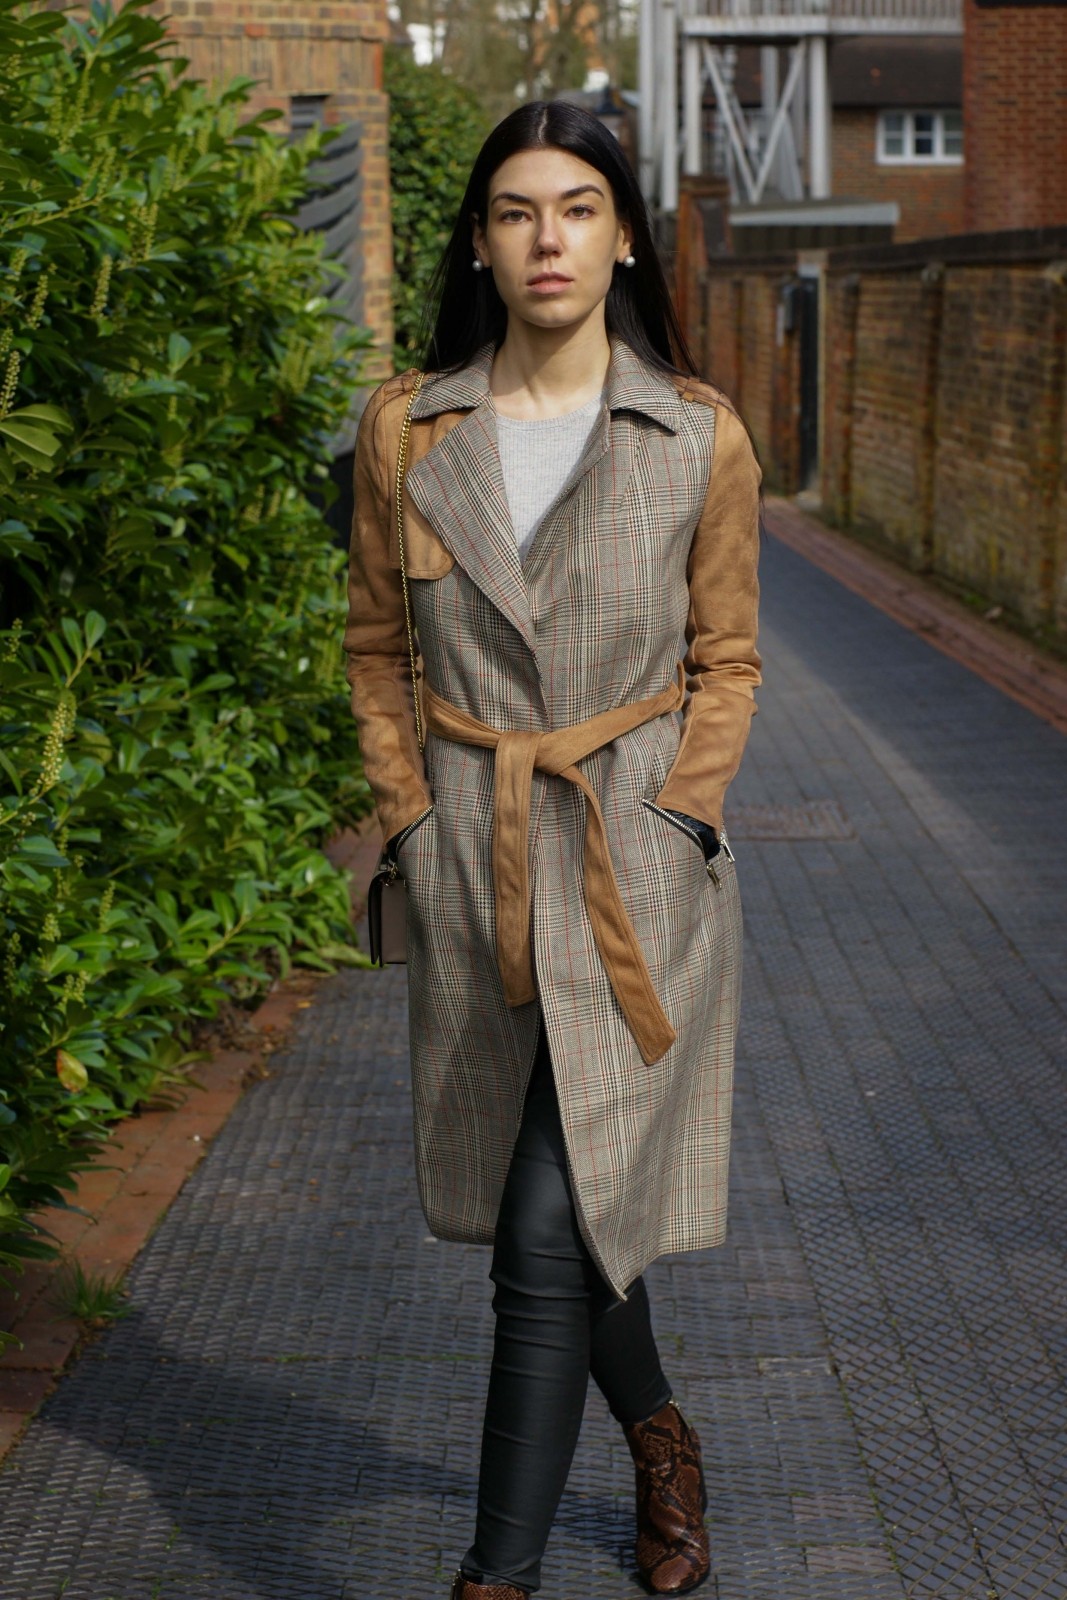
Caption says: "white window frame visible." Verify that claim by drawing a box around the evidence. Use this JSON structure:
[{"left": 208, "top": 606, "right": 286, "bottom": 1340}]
[{"left": 876, "top": 110, "right": 963, "bottom": 166}]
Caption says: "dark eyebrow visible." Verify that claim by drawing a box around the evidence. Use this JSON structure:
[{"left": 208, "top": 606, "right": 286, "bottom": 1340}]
[{"left": 490, "top": 184, "right": 605, "bottom": 206}]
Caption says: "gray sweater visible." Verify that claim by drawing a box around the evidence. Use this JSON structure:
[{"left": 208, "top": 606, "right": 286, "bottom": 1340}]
[{"left": 494, "top": 392, "right": 604, "bottom": 562}]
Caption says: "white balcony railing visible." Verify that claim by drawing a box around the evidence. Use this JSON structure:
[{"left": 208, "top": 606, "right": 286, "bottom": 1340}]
[{"left": 689, "top": 0, "right": 961, "bottom": 18}]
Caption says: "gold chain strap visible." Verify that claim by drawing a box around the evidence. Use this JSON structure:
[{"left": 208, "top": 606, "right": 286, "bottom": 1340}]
[{"left": 394, "top": 369, "right": 426, "bottom": 752}]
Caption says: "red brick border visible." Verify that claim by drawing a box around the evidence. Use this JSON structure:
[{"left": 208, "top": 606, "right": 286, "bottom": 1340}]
[{"left": 0, "top": 814, "right": 384, "bottom": 1464}]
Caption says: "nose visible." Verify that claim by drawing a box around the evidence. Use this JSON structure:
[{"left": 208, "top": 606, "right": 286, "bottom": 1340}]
[{"left": 534, "top": 216, "right": 561, "bottom": 255}]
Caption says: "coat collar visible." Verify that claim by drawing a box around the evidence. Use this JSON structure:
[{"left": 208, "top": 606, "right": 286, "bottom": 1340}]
[{"left": 408, "top": 332, "right": 684, "bottom": 434}]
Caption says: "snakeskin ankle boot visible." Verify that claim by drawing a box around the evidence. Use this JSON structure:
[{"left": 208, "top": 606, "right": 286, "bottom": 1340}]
[
  {"left": 623, "top": 1399, "right": 710, "bottom": 1594},
  {"left": 449, "top": 1571, "right": 528, "bottom": 1600}
]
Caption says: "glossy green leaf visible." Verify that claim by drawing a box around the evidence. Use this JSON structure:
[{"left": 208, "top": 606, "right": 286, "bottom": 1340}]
[
  {"left": 83, "top": 611, "right": 107, "bottom": 649},
  {"left": 0, "top": 419, "right": 61, "bottom": 455}
]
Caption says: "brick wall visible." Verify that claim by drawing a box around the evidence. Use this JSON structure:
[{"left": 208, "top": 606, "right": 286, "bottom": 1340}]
[
  {"left": 828, "top": 237, "right": 1067, "bottom": 639},
  {"left": 705, "top": 276, "right": 742, "bottom": 402},
  {"left": 849, "top": 269, "right": 943, "bottom": 563},
  {"left": 692, "top": 229, "right": 1067, "bottom": 644},
  {"left": 932, "top": 264, "right": 1066, "bottom": 626},
  {"left": 701, "top": 267, "right": 800, "bottom": 494},
  {"left": 833, "top": 109, "right": 966, "bottom": 241},
  {"left": 964, "top": 0, "right": 1067, "bottom": 232},
  {"left": 822, "top": 269, "right": 861, "bottom": 532},
  {"left": 152, "top": 0, "right": 394, "bottom": 373},
  {"left": 676, "top": 176, "right": 731, "bottom": 365}
]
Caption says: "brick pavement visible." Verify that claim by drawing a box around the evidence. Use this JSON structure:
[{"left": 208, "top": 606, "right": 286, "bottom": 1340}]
[{"left": 0, "top": 527, "right": 1065, "bottom": 1599}]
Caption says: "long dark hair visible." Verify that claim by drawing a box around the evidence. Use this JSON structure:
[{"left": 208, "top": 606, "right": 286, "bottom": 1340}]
[{"left": 419, "top": 100, "right": 699, "bottom": 379}]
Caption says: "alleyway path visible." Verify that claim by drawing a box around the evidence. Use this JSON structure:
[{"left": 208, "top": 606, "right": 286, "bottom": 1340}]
[{"left": 1, "top": 527, "right": 1065, "bottom": 1600}]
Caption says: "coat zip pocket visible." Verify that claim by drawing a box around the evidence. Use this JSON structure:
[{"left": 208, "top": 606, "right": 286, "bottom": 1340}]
[
  {"left": 641, "top": 799, "right": 722, "bottom": 888},
  {"left": 390, "top": 805, "right": 434, "bottom": 877}
]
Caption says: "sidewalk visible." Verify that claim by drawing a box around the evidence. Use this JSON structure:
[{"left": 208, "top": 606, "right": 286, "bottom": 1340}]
[{"left": 0, "top": 512, "right": 1064, "bottom": 1599}]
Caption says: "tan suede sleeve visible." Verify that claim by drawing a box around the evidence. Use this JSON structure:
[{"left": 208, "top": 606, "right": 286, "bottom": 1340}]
[
  {"left": 654, "top": 402, "right": 762, "bottom": 837},
  {"left": 343, "top": 381, "right": 434, "bottom": 845}
]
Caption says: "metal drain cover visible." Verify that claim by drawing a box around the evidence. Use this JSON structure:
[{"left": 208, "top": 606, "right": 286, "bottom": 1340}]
[{"left": 725, "top": 800, "right": 855, "bottom": 840}]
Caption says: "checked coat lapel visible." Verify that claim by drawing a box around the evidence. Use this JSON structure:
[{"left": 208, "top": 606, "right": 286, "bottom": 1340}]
[{"left": 405, "top": 342, "right": 536, "bottom": 654}]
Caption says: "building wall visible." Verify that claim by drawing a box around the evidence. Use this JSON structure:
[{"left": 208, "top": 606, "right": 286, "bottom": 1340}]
[
  {"left": 695, "top": 230, "right": 1067, "bottom": 645},
  {"left": 963, "top": 0, "right": 1067, "bottom": 232},
  {"left": 827, "top": 243, "right": 1067, "bottom": 639},
  {"left": 848, "top": 270, "right": 942, "bottom": 561},
  {"left": 931, "top": 265, "right": 1066, "bottom": 620},
  {"left": 702, "top": 269, "right": 800, "bottom": 494},
  {"left": 705, "top": 276, "right": 742, "bottom": 401},
  {"left": 155, "top": 0, "right": 394, "bottom": 372},
  {"left": 832, "top": 108, "right": 966, "bottom": 241}
]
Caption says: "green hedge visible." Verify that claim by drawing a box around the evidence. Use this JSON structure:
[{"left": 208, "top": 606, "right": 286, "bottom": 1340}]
[
  {"left": 385, "top": 50, "right": 490, "bottom": 370},
  {"left": 0, "top": 0, "right": 373, "bottom": 1287}
]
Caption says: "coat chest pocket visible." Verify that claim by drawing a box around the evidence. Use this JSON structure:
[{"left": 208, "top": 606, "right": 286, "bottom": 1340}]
[{"left": 389, "top": 494, "right": 455, "bottom": 579}]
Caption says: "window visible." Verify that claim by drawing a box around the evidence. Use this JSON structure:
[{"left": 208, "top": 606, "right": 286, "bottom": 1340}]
[{"left": 877, "top": 110, "right": 963, "bottom": 165}]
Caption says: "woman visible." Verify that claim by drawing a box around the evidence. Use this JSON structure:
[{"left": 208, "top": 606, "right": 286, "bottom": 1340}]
[{"left": 344, "top": 100, "right": 761, "bottom": 1598}]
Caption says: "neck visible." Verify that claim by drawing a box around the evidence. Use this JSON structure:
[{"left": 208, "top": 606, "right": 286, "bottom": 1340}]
[{"left": 490, "top": 313, "right": 612, "bottom": 420}]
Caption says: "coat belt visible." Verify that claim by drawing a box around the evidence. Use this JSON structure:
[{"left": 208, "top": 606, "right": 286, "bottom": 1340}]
[{"left": 423, "top": 663, "right": 687, "bottom": 1067}]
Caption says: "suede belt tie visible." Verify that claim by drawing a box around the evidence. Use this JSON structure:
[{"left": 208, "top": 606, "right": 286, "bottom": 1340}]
[{"left": 423, "top": 662, "right": 686, "bottom": 1068}]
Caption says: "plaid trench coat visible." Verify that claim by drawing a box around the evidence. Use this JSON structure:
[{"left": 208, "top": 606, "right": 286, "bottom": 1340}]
[{"left": 344, "top": 333, "right": 762, "bottom": 1298}]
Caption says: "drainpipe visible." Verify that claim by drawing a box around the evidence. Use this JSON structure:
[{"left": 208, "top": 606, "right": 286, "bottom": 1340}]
[
  {"left": 660, "top": 0, "right": 678, "bottom": 212},
  {"left": 684, "top": 34, "right": 702, "bottom": 177},
  {"left": 808, "top": 29, "right": 831, "bottom": 198},
  {"left": 639, "top": 0, "right": 657, "bottom": 202}
]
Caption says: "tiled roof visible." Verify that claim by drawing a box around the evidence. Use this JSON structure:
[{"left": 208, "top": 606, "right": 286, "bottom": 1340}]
[
  {"left": 731, "top": 37, "right": 961, "bottom": 108},
  {"left": 831, "top": 36, "right": 962, "bottom": 106}
]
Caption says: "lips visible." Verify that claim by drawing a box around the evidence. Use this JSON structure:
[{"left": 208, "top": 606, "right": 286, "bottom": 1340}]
[{"left": 529, "top": 274, "right": 572, "bottom": 286}]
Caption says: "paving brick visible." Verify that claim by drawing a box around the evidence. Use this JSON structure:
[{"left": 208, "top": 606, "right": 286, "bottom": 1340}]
[
  {"left": 74, "top": 1222, "right": 156, "bottom": 1275},
  {"left": 0, "top": 1414, "right": 28, "bottom": 1457},
  {"left": 69, "top": 1168, "right": 123, "bottom": 1212},
  {"left": 25, "top": 1207, "right": 92, "bottom": 1253},
  {"left": 105, "top": 1116, "right": 164, "bottom": 1169},
  {"left": 0, "top": 1265, "right": 53, "bottom": 1325},
  {"left": 0, "top": 1313, "right": 80, "bottom": 1373},
  {"left": 168, "top": 1087, "right": 241, "bottom": 1118},
  {"left": 116, "top": 1161, "right": 196, "bottom": 1199},
  {"left": 187, "top": 1050, "right": 258, "bottom": 1095},
  {"left": 142, "top": 1125, "right": 214, "bottom": 1170},
  {"left": 0, "top": 1370, "right": 55, "bottom": 1415}
]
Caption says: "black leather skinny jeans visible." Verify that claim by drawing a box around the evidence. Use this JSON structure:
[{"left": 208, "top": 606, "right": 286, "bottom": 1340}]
[{"left": 460, "top": 1016, "right": 672, "bottom": 1594}]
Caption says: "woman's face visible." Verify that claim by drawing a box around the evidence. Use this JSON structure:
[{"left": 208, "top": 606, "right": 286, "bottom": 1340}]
[{"left": 471, "top": 146, "right": 632, "bottom": 333}]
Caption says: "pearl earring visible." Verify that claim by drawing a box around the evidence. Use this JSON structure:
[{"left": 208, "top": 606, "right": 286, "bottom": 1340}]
[
  {"left": 623, "top": 253, "right": 636, "bottom": 268},
  {"left": 472, "top": 257, "right": 484, "bottom": 272}
]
